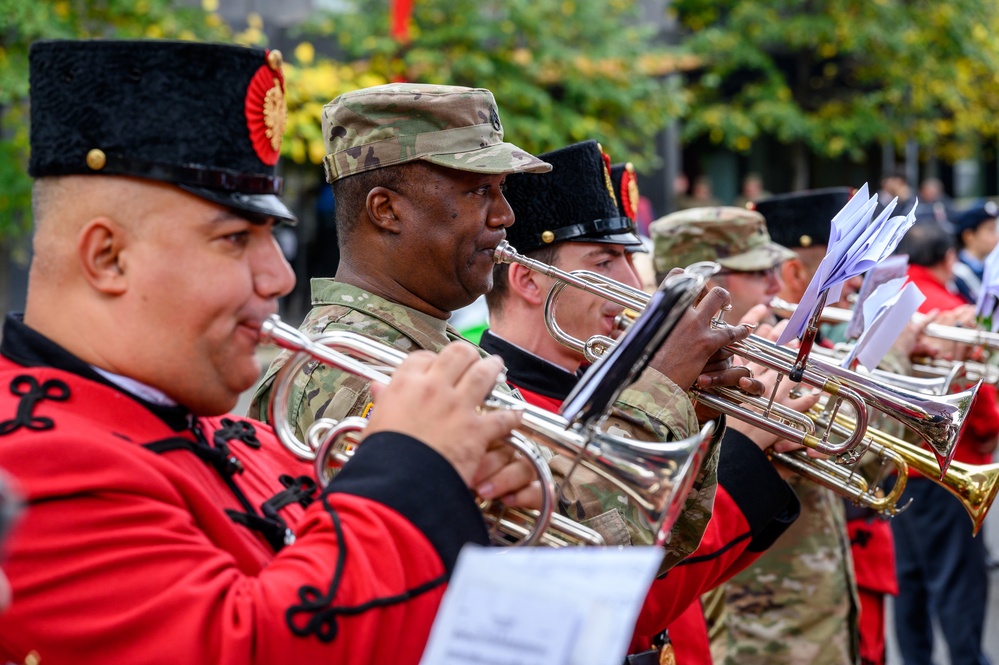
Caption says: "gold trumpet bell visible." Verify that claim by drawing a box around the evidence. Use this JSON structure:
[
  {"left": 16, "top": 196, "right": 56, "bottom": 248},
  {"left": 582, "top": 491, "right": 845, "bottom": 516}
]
[{"left": 933, "top": 456, "right": 999, "bottom": 536}]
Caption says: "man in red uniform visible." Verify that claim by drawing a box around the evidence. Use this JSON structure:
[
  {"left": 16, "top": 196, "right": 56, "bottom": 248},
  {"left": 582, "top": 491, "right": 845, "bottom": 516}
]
[
  {"left": 892, "top": 222, "right": 998, "bottom": 665},
  {"left": 483, "top": 141, "right": 803, "bottom": 664},
  {"left": 0, "top": 39, "right": 539, "bottom": 664}
]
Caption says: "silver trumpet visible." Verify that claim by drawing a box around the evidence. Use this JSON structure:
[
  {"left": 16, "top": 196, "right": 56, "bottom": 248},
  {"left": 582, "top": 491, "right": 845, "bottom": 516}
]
[
  {"left": 493, "top": 241, "right": 980, "bottom": 476},
  {"left": 771, "top": 297, "right": 999, "bottom": 351},
  {"left": 258, "top": 315, "right": 717, "bottom": 548}
]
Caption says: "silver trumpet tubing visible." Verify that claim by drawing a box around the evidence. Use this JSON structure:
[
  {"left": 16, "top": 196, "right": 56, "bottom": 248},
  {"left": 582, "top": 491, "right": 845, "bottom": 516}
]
[
  {"left": 493, "top": 241, "right": 979, "bottom": 476},
  {"left": 771, "top": 297, "right": 999, "bottom": 351},
  {"left": 258, "top": 315, "right": 716, "bottom": 547},
  {"left": 495, "top": 241, "right": 868, "bottom": 457}
]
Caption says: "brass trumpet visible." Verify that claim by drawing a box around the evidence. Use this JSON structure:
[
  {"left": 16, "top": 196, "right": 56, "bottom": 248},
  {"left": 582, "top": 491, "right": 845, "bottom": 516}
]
[
  {"left": 258, "top": 314, "right": 717, "bottom": 548},
  {"left": 813, "top": 409, "right": 999, "bottom": 534},
  {"left": 493, "top": 241, "right": 979, "bottom": 476}
]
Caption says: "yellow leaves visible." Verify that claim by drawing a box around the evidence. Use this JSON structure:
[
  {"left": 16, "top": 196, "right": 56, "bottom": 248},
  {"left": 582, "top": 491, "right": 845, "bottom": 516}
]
[
  {"left": 295, "top": 42, "right": 315, "bottom": 65},
  {"left": 827, "top": 136, "right": 845, "bottom": 155},
  {"left": 201, "top": 0, "right": 219, "bottom": 11},
  {"left": 288, "top": 137, "right": 307, "bottom": 164},
  {"left": 358, "top": 72, "right": 388, "bottom": 88},
  {"left": 935, "top": 118, "right": 955, "bottom": 136},
  {"left": 819, "top": 43, "right": 837, "bottom": 59},
  {"left": 308, "top": 139, "right": 326, "bottom": 165},
  {"left": 145, "top": 24, "right": 163, "bottom": 38},
  {"left": 247, "top": 13, "right": 263, "bottom": 30},
  {"left": 53, "top": 2, "right": 69, "bottom": 19},
  {"left": 511, "top": 48, "right": 532, "bottom": 66},
  {"left": 973, "top": 23, "right": 989, "bottom": 43},
  {"left": 734, "top": 136, "right": 751, "bottom": 151},
  {"left": 561, "top": 1, "right": 575, "bottom": 16}
]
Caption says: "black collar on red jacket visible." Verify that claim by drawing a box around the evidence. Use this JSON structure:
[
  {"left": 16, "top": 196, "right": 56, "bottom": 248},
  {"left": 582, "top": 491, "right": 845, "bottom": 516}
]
[
  {"left": 479, "top": 329, "right": 582, "bottom": 401},
  {"left": 1, "top": 313, "right": 192, "bottom": 431}
]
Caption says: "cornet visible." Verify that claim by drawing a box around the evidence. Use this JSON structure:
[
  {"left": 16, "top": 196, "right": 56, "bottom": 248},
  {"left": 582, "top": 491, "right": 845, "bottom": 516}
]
[
  {"left": 493, "top": 241, "right": 979, "bottom": 476},
  {"left": 257, "top": 289, "right": 717, "bottom": 547}
]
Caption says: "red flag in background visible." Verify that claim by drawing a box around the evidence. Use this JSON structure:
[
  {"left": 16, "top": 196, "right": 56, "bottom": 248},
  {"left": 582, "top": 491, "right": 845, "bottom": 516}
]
[
  {"left": 391, "top": 0, "right": 413, "bottom": 42},
  {"left": 390, "top": 0, "right": 412, "bottom": 82}
]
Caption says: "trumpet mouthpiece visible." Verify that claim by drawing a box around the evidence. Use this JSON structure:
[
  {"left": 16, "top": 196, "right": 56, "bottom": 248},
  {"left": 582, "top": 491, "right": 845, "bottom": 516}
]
[{"left": 493, "top": 240, "right": 516, "bottom": 264}]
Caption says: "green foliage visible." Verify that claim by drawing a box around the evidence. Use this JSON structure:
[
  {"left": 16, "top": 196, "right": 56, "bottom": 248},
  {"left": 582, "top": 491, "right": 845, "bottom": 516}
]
[
  {"left": 295, "top": 0, "right": 684, "bottom": 170},
  {"left": 0, "top": 0, "right": 232, "bottom": 243},
  {"left": 673, "top": 0, "right": 999, "bottom": 161}
]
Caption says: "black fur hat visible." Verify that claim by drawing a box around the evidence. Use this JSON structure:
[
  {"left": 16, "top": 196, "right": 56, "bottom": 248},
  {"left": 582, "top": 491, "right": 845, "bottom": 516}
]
[
  {"left": 29, "top": 39, "right": 295, "bottom": 223},
  {"left": 750, "top": 187, "right": 853, "bottom": 249},
  {"left": 503, "top": 140, "right": 642, "bottom": 254}
]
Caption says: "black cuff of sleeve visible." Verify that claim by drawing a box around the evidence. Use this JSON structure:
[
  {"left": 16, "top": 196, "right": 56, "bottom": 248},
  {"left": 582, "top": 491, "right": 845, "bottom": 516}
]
[
  {"left": 718, "top": 429, "right": 801, "bottom": 552},
  {"left": 323, "top": 432, "right": 489, "bottom": 572}
]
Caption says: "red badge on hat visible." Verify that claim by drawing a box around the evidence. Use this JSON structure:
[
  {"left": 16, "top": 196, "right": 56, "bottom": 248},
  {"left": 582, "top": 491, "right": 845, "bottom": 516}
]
[
  {"left": 245, "top": 50, "right": 287, "bottom": 166},
  {"left": 620, "top": 162, "right": 639, "bottom": 222}
]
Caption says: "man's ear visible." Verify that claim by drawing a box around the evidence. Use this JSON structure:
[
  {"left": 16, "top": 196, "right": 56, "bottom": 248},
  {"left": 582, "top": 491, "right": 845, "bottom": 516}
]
[
  {"left": 507, "top": 262, "right": 547, "bottom": 306},
  {"left": 365, "top": 186, "right": 405, "bottom": 234},
  {"left": 77, "top": 218, "right": 127, "bottom": 295},
  {"left": 780, "top": 258, "right": 806, "bottom": 294}
]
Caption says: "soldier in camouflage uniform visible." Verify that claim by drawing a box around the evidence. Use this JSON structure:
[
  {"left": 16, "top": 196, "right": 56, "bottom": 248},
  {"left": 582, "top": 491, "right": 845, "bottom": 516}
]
[
  {"left": 649, "top": 207, "right": 860, "bottom": 665},
  {"left": 248, "top": 83, "right": 763, "bottom": 572},
  {"left": 650, "top": 206, "right": 795, "bottom": 324}
]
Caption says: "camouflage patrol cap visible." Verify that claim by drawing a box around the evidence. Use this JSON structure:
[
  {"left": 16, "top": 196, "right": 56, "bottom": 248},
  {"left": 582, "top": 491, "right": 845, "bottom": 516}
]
[
  {"left": 649, "top": 206, "right": 795, "bottom": 273},
  {"left": 321, "top": 83, "right": 551, "bottom": 182}
]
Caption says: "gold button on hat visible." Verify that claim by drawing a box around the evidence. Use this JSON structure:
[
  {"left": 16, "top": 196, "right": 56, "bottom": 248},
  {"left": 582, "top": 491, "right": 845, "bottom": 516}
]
[{"left": 85, "top": 149, "right": 106, "bottom": 171}]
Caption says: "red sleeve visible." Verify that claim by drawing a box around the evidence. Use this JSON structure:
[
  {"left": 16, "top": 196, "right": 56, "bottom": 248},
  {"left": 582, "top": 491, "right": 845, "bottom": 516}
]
[
  {"left": 0, "top": 431, "right": 485, "bottom": 665},
  {"left": 630, "top": 428, "right": 800, "bottom": 649}
]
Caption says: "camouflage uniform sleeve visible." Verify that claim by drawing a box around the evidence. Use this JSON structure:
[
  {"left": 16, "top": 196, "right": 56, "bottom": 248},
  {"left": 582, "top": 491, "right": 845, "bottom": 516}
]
[
  {"left": 248, "top": 345, "right": 376, "bottom": 446},
  {"left": 550, "top": 366, "right": 721, "bottom": 574}
]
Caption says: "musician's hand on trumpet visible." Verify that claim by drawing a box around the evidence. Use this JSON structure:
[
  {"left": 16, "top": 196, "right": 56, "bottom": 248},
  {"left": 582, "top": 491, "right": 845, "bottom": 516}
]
[
  {"left": 920, "top": 305, "right": 978, "bottom": 362},
  {"left": 723, "top": 308, "right": 822, "bottom": 476},
  {"left": 892, "top": 309, "right": 941, "bottom": 363},
  {"left": 366, "top": 343, "right": 537, "bottom": 507},
  {"left": 650, "top": 270, "right": 763, "bottom": 418}
]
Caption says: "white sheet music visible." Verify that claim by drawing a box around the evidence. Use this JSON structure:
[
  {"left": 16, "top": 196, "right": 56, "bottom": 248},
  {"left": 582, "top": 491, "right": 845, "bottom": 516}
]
[{"left": 418, "top": 545, "right": 664, "bottom": 665}]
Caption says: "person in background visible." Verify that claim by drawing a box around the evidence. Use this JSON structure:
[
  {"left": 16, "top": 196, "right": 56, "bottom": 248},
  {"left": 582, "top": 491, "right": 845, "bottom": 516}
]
[
  {"left": 732, "top": 172, "right": 772, "bottom": 209},
  {"left": 915, "top": 177, "right": 955, "bottom": 229},
  {"left": 952, "top": 201, "right": 999, "bottom": 305},
  {"left": 0, "top": 39, "right": 536, "bottom": 664},
  {"left": 892, "top": 222, "right": 998, "bottom": 665},
  {"left": 676, "top": 175, "right": 722, "bottom": 211}
]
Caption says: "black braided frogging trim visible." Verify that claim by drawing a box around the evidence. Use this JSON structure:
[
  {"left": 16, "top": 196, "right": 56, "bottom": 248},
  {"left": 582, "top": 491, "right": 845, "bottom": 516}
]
[{"left": 285, "top": 493, "right": 448, "bottom": 642}]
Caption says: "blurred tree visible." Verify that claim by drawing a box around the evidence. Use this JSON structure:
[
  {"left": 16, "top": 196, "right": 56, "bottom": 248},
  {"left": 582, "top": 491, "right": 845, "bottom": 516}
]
[
  {"left": 0, "top": 0, "right": 232, "bottom": 243},
  {"left": 672, "top": 0, "right": 999, "bottom": 188},
  {"left": 288, "top": 0, "right": 687, "bottom": 172}
]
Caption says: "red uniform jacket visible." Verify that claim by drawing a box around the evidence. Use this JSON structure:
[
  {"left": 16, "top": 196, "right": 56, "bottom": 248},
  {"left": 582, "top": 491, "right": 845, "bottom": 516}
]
[
  {"left": 907, "top": 264, "right": 999, "bottom": 467},
  {"left": 0, "top": 315, "right": 489, "bottom": 664},
  {"left": 480, "top": 330, "right": 800, "bottom": 664}
]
